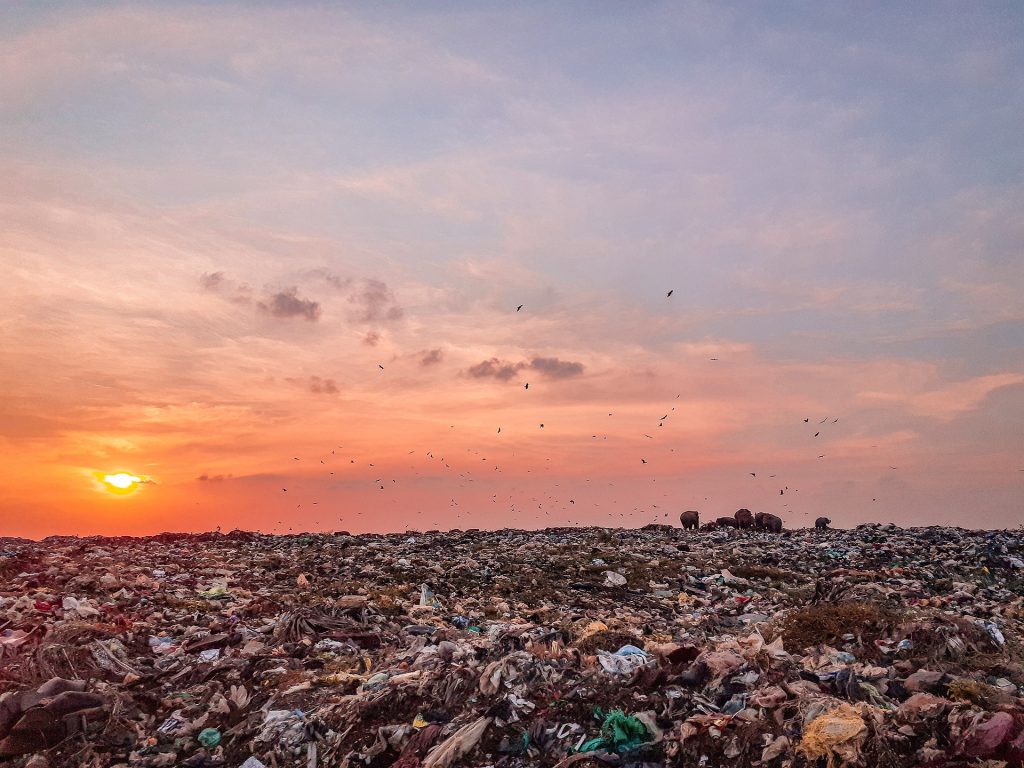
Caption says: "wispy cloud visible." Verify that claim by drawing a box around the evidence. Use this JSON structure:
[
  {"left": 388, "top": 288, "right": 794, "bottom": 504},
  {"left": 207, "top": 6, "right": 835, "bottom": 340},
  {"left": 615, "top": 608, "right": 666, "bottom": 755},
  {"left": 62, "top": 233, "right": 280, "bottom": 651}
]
[
  {"left": 420, "top": 348, "right": 444, "bottom": 366},
  {"left": 347, "top": 279, "right": 403, "bottom": 324}
]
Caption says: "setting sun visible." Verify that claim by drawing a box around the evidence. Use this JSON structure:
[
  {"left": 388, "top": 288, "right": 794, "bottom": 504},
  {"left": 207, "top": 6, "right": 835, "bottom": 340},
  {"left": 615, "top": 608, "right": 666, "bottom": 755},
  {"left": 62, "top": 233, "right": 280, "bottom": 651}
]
[{"left": 94, "top": 472, "right": 143, "bottom": 495}]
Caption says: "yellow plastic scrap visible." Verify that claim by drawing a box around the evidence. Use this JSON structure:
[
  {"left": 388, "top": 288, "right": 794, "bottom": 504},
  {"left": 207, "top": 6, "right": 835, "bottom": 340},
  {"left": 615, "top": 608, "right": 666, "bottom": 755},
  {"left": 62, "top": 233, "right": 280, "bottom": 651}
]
[{"left": 799, "top": 703, "right": 867, "bottom": 768}]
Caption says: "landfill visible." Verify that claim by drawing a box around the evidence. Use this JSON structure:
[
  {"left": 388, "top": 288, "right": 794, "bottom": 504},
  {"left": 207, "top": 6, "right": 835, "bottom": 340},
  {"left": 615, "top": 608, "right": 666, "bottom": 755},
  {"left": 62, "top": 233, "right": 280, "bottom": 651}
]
[{"left": 2, "top": 522, "right": 1024, "bottom": 767}]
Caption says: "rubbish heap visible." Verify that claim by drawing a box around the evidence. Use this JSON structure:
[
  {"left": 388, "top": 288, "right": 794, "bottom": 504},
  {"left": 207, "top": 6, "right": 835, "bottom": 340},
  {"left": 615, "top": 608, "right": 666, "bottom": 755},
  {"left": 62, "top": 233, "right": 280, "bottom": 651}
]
[{"left": 2, "top": 523, "right": 1024, "bottom": 767}]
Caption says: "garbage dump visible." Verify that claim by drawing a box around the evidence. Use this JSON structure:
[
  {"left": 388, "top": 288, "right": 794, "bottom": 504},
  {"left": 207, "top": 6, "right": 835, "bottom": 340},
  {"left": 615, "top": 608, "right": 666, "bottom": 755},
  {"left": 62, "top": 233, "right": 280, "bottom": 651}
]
[{"left": 2, "top": 523, "right": 1024, "bottom": 767}]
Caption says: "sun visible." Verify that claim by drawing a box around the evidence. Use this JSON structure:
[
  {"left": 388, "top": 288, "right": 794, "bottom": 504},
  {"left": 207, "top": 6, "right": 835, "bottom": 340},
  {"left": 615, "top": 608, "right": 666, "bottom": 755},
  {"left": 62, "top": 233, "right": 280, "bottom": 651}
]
[{"left": 93, "top": 471, "right": 144, "bottom": 495}]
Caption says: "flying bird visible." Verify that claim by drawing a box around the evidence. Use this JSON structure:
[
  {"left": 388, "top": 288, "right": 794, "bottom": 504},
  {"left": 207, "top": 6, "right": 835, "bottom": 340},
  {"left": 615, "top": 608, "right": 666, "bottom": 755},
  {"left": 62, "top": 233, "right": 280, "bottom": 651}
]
[
  {"left": 804, "top": 418, "right": 809, "bottom": 423},
  {"left": 814, "top": 432, "right": 819, "bottom": 437},
  {"left": 641, "top": 459, "right": 647, "bottom": 464},
  {"left": 524, "top": 383, "right": 529, "bottom": 390},
  {"left": 378, "top": 364, "right": 384, "bottom": 370},
  {"left": 666, "top": 290, "right": 673, "bottom": 297},
  {"left": 750, "top": 472, "right": 756, "bottom": 477},
  {"left": 517, "top": 304, "right": 523, "bottom": 311}
]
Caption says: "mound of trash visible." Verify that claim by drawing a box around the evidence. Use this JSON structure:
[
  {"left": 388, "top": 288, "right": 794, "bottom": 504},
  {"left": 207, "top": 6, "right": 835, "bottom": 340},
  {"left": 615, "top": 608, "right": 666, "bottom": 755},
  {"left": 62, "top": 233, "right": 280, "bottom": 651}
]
[{"left": 2, "top": 523, "right": 1024, "bottom": 767}]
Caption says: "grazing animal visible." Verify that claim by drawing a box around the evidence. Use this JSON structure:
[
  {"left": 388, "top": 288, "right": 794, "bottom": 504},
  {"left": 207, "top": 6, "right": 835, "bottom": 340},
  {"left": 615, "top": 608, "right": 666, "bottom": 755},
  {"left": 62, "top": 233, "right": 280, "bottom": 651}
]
[
  {"left": 815, "top": 516, "right": 831, "bottom": 530},
  {"left": 755, "top": 512, "right": 784, "bottom": 533},
  {"left": 679, "top": 510, "right": 700, "bottom": 531},
  {"left": 715, "top": 515, "right": 738, "bottom": 529},
  {"left": 734, "top": 508, "right": 754, "bottom": 529}
]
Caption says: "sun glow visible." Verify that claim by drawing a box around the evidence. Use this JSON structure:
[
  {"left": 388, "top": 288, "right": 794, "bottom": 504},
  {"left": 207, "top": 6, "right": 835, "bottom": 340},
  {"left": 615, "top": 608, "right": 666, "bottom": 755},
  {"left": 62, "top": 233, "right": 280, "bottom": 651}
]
[{"left": 94, "top": 472, "right": 143, "bottom": 495}]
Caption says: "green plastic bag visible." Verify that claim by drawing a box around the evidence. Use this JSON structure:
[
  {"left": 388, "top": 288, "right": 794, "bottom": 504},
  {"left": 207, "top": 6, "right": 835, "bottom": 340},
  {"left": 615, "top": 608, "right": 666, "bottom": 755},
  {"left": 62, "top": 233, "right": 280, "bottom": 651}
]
[
  {"left": 574, "top": 709, "right": 650, "bottom": 754},
  {"left": 197, "top": 727, "right": 221, "bottom": 748}
]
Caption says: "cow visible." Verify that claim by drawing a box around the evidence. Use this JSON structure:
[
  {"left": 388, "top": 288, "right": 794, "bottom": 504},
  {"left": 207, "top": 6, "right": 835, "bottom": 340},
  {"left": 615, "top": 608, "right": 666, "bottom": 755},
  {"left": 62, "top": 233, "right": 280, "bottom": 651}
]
[
  {"left": 680, "top": 510, "right": 700, "bottom": 530},
  {"left": 815, "top": 516, "right": 831, "bottom": 530},
  {"left": 755, "top": 512, "right": 783, "bottom": 533},
  {"left": 734, "top": 508, "right": 754, "bottom": 529},
  {"left": 715, "top": 515, "right": 738, "bottom": 528}
]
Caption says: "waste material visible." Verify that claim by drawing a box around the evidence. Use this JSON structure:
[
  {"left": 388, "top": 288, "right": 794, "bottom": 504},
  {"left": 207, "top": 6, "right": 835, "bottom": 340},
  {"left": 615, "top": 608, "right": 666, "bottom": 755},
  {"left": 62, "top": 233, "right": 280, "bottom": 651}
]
[{"left": 2, "top": 523, "right": 1024, "bottom": 766}]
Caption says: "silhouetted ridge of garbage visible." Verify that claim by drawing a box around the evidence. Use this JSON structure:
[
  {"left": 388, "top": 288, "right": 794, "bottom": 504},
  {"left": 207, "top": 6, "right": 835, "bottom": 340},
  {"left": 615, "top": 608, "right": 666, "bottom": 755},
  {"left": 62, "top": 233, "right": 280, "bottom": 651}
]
[{"left": 3, "top": 523, "right": 1024, "bottom": 767}]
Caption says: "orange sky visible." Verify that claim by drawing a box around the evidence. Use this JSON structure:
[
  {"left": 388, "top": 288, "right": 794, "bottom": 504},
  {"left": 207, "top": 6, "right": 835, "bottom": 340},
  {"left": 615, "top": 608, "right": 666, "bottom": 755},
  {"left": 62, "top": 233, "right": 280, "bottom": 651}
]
[{"left": 1, "top": 4, "right": 1023, "bottom": 536}]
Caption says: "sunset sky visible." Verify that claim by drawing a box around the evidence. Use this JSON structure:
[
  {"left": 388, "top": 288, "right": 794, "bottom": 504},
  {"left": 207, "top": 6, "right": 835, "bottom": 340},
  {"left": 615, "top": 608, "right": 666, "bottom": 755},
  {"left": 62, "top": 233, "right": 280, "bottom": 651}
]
[{"left": 2, "top": 3, "right": 1022, "bottom": 537}]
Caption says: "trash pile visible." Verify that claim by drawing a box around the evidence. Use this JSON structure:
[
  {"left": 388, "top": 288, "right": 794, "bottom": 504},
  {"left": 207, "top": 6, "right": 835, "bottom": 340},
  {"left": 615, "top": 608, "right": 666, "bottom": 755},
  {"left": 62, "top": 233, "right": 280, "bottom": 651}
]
[{"left": 2, "top": 523, "right": 1024, "bottom": 767}]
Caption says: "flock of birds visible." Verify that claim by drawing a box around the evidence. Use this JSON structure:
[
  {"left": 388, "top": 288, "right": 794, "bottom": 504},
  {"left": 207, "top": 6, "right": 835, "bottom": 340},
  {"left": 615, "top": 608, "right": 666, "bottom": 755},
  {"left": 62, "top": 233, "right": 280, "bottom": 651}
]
[{"left": 261, "top": 292, "right": 898, "bottom": 534}]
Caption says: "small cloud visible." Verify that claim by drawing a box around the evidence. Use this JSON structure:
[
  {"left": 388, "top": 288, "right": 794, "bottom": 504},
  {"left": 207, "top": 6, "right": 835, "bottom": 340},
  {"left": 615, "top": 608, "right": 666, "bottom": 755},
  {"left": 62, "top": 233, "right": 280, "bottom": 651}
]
[
  {"left": 529, "top": 356, "right": 584, "bottom": 379},
  {"left": 420, "top": 348, "right": 444, "bottom": 366},
  {"left": 286, "top": 375, "right": 339, "bottom": 394},
  {"left": 197, "top": 473, "right": 233, "bottom": 482},
  {"left": 199, "top": 271, "right": 225, "bottom": 291},
  {"left": 309, "top": 376, "right": 339, "bottom": 394},
  {"left": 364, "top": 331, "right": 381, "bottom": 346},
  {"left": 466, "top": 357, "right": 526, "bottom": 381},
  {"left": 348, "top": 279, "right": 403, "bottom": 323},
  {"left": 305, "top": 267, "right": 350, "bottom": 291},
  {"left": 258, "top": 287, "right": 321, "bottom": 321}
]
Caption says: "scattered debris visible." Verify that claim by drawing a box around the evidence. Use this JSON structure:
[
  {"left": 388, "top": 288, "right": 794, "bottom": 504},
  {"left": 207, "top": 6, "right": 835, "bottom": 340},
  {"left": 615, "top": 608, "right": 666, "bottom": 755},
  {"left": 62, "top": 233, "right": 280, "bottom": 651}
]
[{"left": 2, "top": 523, "right": 1024, "bottom": 766}]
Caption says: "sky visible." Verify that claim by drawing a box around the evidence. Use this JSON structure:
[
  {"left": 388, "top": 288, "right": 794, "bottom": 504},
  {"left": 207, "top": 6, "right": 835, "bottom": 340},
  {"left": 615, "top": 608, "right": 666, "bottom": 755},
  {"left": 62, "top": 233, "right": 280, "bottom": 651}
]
[{"left": 1, "top": 2, "right": 1022, "bottom": 538}]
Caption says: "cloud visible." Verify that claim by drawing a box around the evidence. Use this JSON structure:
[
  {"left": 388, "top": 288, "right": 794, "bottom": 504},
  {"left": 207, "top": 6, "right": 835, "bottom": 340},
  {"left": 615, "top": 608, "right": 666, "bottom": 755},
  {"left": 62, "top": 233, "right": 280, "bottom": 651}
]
[
  {"left": 199, "top": 271, "right": 225, "bottom": 291},
  {"left": 420, "top": 348, "right": 444, "bottom": 366},
  {"left": 466, "top": 357, "right": 526, "bottom": 381},
  {"left": 529, "top": 356, "right": 584, "bottom": 379},
  {"left": 910, "top": 373, "right": 1024, "bottom": 420},
  {"left": 465, "top": 356, "right": 584, "bottom": 380},
  {"left": 198, "top": 271, "right": 253, "bottom": 304},
  {"left": 285, "top": 375, "right": 339, "bottom": 394},
  {"left": 258, "top": 287, "right": 321, "bottom": 321},
  {"left": 196, "top": 473, "right": 233, "bottom": 482},
  {"left": 309, "top": 375, "right": 339, "bottom": 394},
  {"left": 363, "top": 331, "right": 381, "bottom": 346},
  {"left": 304, "top": 267, "right": 349, "bottom": 291},
  {"left": 348, "top": 279, "right": 403, "bottom": 323}
]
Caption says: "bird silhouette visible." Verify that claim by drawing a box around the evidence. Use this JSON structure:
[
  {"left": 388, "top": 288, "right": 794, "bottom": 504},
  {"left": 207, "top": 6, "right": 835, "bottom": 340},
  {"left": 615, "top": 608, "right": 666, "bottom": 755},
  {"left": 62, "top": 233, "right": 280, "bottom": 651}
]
[
  {"left": 667, "top": 290, "right": 673, "bottom": 297},
  {"left": 517, "top": 304, "right": 523, "bottom": 311}
]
